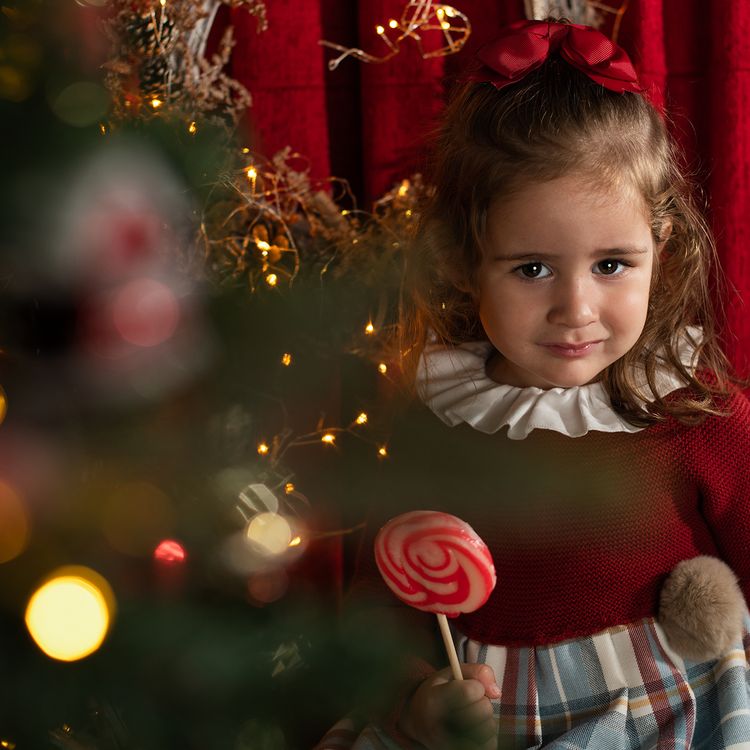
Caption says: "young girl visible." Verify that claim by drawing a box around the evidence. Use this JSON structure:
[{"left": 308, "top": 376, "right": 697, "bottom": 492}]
[{"left": 320, "top": 18, "right": 750, "bottom": 750}]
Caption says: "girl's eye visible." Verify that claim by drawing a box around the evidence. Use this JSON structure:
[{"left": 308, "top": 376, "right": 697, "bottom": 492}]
[
  {"left": 512, "top": 259, "right": 631, "bottom": 280},
  {"left": 515, "top": 262, "right": 550, "bottom": 279},
  {"left": 595, "top": 259, "right": 628, "bottom": 275}
]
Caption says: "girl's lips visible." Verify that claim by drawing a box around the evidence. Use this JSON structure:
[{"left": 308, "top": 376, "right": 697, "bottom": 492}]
[{"left": 542, "top": 341, "right": 602, "bottom": 357}]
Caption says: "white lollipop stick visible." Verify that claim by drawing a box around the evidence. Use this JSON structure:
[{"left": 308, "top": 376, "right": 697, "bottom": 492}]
[{"left": 437, "top": 613, "right": 463, "bottom": 681}]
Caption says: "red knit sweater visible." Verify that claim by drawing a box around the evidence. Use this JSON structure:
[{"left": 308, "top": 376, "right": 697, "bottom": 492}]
[{"left": 351, "top": 383, "right": 750, "bottom": 649}]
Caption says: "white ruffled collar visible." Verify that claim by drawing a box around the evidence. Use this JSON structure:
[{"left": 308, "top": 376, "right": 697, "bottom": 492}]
[{"left": 416, "top": 327, "right": 702, "bottom": 440}]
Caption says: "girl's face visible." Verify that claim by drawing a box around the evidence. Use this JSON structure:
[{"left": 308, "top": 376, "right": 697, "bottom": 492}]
[{"left": 478, "top": 174, "right": 660, "bottom": 389}]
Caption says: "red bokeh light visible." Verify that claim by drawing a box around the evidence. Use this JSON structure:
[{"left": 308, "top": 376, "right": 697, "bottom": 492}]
[
  {"left": 153, "top": 539, "right": 186, "bottom": 564},
  {"left": 112, "top": 278, "right": 180, "bottom": 347}
]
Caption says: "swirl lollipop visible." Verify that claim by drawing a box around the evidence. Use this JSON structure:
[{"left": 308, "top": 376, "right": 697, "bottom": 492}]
[{"left": 375, "top": 510, "right": 496, "bottom": 681}]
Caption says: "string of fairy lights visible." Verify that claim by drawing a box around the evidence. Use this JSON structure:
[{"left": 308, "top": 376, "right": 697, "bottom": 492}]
[{"left": 320, "top": 0, "right": 471, "bottom": 70}]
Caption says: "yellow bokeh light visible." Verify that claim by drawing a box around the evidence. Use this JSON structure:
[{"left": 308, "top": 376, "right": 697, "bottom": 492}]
[
  {"left": 188, "top": 121, "right": 197, "bottom": 134},
  {"left": 256, "top": 239, "right": 270, "bottom": 252},
  {"left": 378, "top": 363, "right": 388, "bottom": 374},
  {"left": 405, "top": 209, "right": 413, "bottom": 217},
  {"left": 378, "top": 446, "right": 388, "bottom": 457},
  {"left": 257, "top": 442, "right": 269, "bottom": 455},
  {"left": 355, "top": 412, "right": 368, "bottom": 425},
  {"left": 25, "top": 567, "right": 115, "bottom": 662},
  {"left": 150, "top": 98, "right": 162, "bottom": 109},
  {"left": 441, "top": 20, "right": 450, "bottom": 29},
  {"left": 281, "top": 353, "right": 292, "bottom": 366},
  {"left": 0, "top": 482, "right": 29, "bottom": 564},
  {"left": 289, "top": 536, "right": 302, "bottom": 547},
  {"left": 365, "top": 322, "right": 374, "bottom": 334},
  {"left": 388, "top": 18, "right": 398, "bottom": 28},
  {"left": 246, "top": 166, "right": 257, "bottom": 180},
  {"left": 397, "top": 182, "right": 409, "bottom": 196},
  {"left": 99, "top": 123, "right": 106, "bottom": 135},
  {"left": 321, "top": 433, "right": 336, "bottom": 445},
  {"left": 266, "top": 274, "right": 278, "bottom": 287},
  {"left": 246, "top": 512, "right": 292, "bottom": 556},
  {"left": 376, "top": 24, "right": 385, "bottom": 35},
  {"left": 284, "top": 482, "right": 295, "bottom": 494}
]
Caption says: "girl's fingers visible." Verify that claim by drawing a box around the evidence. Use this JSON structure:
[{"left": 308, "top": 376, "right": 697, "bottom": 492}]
[
  {"left": 439, "top": 677, "right": 486, "bottom": 709},
  {"left": 448, "top": 697, "right": 495, "bottom": 735},
  {"left": 460, "top": 663, "right": 502, "bottom": 698}
]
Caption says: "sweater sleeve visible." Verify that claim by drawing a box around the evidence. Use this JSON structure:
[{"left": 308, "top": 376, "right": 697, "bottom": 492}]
[{"left": 688, "top": 384, "right": 750, "bottom": 601}]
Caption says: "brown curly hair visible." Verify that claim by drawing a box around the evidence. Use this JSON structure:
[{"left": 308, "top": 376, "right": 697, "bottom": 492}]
[{"left": 396, "top": 51, "right": 746, "bottom": 427}]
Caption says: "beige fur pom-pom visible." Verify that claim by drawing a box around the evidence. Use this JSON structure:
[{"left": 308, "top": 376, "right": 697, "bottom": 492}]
[{"left": 659, "top": 556, "right": 745, "bottom": 662}]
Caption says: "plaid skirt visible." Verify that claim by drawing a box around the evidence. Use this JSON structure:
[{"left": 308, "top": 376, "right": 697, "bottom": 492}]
[{"left": 315, "top": 613, "right": 750, "bottom": 750}]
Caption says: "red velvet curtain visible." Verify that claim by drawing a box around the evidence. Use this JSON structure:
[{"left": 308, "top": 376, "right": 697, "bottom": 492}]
[{"left": 214, "top": 0, "right": 750, "bottom": 374}]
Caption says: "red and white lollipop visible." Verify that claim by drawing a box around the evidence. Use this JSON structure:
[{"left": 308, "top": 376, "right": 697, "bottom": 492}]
[{"left": 375, "top": 510, "right": 496, "bottom": 681}]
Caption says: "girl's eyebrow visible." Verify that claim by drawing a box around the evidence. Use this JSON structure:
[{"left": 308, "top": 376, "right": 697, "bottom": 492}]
[{"left": 493, "top": 246, "right": 650, "bottom": 261}]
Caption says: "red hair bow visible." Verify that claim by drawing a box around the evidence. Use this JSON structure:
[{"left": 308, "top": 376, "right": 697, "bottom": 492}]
[{"left": 474, "top": 19, "right": 643, "bottom": 95}]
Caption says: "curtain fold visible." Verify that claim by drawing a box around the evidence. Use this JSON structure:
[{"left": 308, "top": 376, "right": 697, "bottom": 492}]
[
  {"left": 224, "top": 0, "right": 750, "bottom": 376},
  {"left": 708, "top": 2, "right": 750, "bottom": 374}
]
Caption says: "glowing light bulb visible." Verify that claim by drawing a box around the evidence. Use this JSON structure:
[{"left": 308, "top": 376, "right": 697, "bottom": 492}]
[
  {"left": 376, "top": 24, "right": 385, "bottom": 35},
  {"left": 159, "top": 0, "right": 166, "bottom": 6},
  {"left": 397, "top": 181, "right": 409, "bottom": 196},
  {"left": 188, "top": 121, "right": 197, "bottom": 134},
  {"left": 266, "top": 274, "right": 278, "bottom": 287},
  {"left": 246, "top": 512, "right": 292, "bottom": 555},
  {"left": 99, "top": 123, "right": 106, "bottom": 135},
  {"left": 378, "top": 446, "right": 388, "bottom": 457},
  {"left": 257, "top": 442, "right": 269, "bottom": 455},
  {"left": 365, "top": 322, "right": 374, "bottom": 334},
  {"left": 153, "top": 539, "right": 186, "bottom": 564},
  {"left": 246, "top": 166, "right": 258, "bottom": 193},
  {"left": 289, "top": 536, "right": 302, "bottom": 547},
  {"left": 388, "top": 18, "right": 398, "bottom": 28},
  {"left": 281, "top": 353, "right": 292, "bottom": 366},
  {"left": 25, "top": 568, "right": 115, "bottom": 662},
  {"left": 284, "top": 482, "right": 295, "bottom": 494},
  {"left": 378, "top": 363, "right": 388, "bottom": 374},
  {"left": 321, "top": 433, "right": 336, "bottom": 445},
  {"left": 242, "top": 147, "right": 250, "bottom": 154},
  {"left": 436, "top": 7, "right": 445, "bottom": 18},
  {"left": 340, "top": 209, "right": 350, "bottom": 216},
  {"left": 444, "top": 6, "right": 456, "bottom": 16},
  {"left": 441, "top": 21, "right": 450, "bottom": 29},
  {"left": 150, "top": 98, "right": 162, "bottom": 109},
  {"left": 405, "top": 209, "right": 413, "bottom": 217},
  {"left": 356, "top": 412, "right": 368, "bottom": 425},
  {"left": 256, "top": 239, "right": 270, "bottom": 252}
]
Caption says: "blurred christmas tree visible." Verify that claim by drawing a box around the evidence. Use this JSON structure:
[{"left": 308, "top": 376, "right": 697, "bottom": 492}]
[{"left": 0, "top": 1, "right": 423, "bottom": 746}]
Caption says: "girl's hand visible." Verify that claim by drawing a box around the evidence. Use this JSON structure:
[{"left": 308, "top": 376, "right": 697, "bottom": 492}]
[{"left": 397, "top": 663, "right": 500, "bottom": 750}]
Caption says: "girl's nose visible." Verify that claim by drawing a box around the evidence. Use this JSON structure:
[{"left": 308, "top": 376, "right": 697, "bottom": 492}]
[{"left": 546, "top": 279, "right": 598, "bottom": 328}]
